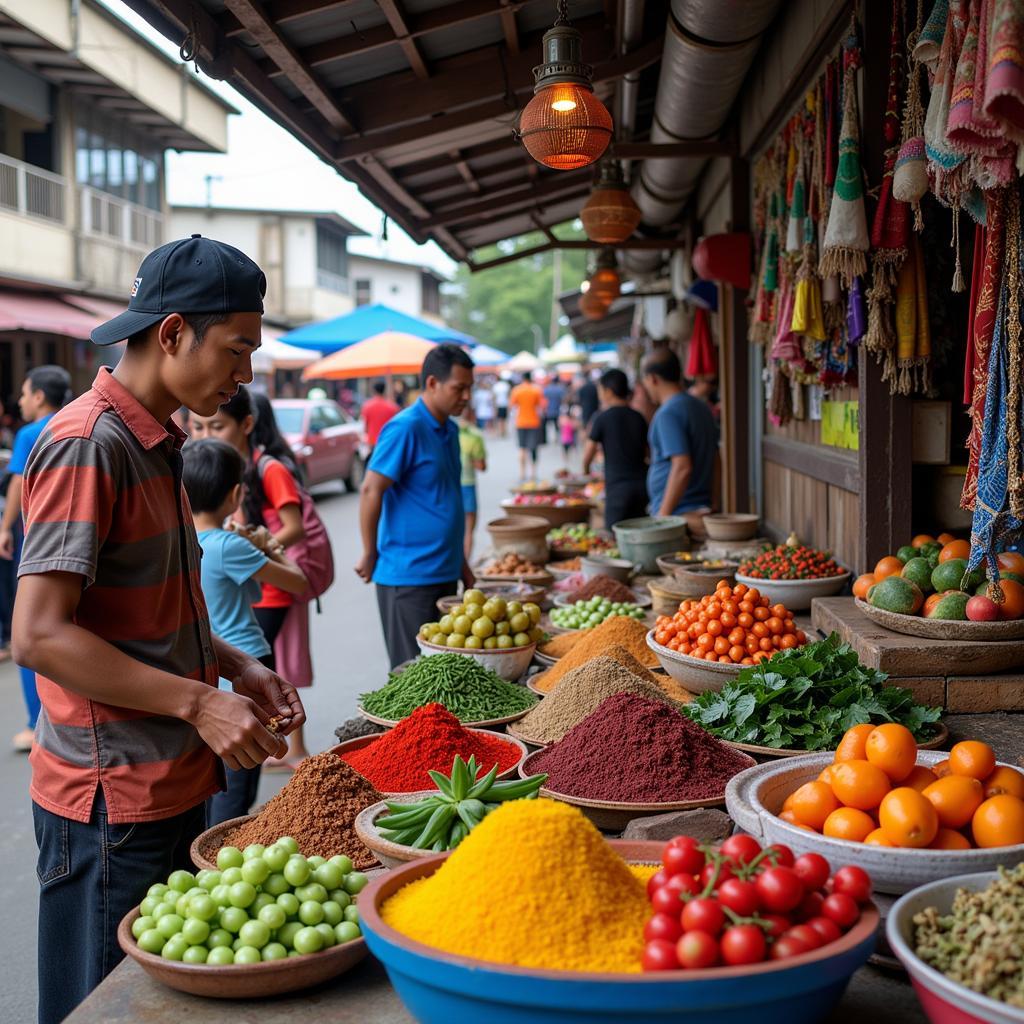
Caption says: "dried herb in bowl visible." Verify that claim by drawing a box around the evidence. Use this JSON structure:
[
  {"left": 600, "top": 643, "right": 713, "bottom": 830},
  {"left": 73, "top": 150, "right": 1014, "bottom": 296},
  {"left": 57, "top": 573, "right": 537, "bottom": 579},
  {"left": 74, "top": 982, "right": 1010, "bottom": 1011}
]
[{"left": 684, "top": 633, "right": 942, "bottom": 750}]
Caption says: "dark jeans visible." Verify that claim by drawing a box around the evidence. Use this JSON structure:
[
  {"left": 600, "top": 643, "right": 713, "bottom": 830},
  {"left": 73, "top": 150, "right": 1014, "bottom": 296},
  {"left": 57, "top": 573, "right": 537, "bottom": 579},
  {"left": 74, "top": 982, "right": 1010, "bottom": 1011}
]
[
  {"left": 34, "top": 791, "right": 206, "bottom": 1024},
  {"left": 206, "top": 651, "right": 276, "bottom": 825},
  {"left": 376, "top": 580, "right": 457, "bottom": 668},
  {"left": 253, "top": 604, "right": 289, "bottom": 648},
  {"left": 604, "top": 480, "right": 649, "bottom": 531}
]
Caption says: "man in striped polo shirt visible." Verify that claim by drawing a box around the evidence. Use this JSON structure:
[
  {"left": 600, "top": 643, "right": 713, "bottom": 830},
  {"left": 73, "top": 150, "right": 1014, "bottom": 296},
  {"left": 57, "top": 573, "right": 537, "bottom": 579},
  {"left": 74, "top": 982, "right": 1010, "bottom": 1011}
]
[{"left": 13, "top": 236, "right": 306, "bottom": 1024}]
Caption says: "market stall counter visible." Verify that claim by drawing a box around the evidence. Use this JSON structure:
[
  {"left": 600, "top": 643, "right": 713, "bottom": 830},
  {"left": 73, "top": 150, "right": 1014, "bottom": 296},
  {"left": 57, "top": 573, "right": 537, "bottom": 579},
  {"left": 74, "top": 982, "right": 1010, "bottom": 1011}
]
[{"left": 66, "top": 952, "right": 927, "bottom": 1022}]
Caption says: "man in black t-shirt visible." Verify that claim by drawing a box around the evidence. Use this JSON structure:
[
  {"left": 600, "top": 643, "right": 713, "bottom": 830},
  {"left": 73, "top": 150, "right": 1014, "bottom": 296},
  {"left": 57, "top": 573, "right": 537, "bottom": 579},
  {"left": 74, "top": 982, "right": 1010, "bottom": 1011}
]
[
  {"left": 582, "top": 369, "right": 649, "bottom": 529},
  {"left": 577, "top": 372, "right": 599, "bottom": 429}
]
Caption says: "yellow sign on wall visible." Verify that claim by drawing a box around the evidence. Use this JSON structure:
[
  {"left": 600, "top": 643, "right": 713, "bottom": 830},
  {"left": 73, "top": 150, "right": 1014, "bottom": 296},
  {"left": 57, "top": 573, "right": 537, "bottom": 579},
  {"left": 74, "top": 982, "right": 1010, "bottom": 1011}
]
[{"left": 821, "top": 401, "right": 859, "bottom": 451}]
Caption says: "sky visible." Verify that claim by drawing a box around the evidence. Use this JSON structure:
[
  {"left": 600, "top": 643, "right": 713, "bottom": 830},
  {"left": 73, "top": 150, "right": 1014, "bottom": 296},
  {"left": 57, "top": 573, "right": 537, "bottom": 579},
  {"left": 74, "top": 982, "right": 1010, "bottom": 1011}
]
[{"left": 99, "top": 0, "right": 456, "bottom": 278}]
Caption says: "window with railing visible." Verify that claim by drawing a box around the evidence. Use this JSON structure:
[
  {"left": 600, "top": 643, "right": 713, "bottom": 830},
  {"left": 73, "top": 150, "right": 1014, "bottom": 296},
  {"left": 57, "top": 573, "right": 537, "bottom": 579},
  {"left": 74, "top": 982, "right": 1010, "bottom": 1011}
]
[
  {"left": 73, "top": 104, "right": 162, "bottom": 211},
  {"left": 0, "top": 152, "right": 66, "bottom": 223},
  {"left": 80, "top": 187, "right": 163, "bottom": 249}
]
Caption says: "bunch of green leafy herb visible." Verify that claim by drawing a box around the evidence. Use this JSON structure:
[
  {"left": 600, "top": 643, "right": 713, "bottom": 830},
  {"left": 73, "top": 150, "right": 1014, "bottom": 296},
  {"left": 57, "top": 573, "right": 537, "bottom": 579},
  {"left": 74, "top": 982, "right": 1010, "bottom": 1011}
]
[{"left": 684, "top": 632, "right": 942, "bottom": 751}]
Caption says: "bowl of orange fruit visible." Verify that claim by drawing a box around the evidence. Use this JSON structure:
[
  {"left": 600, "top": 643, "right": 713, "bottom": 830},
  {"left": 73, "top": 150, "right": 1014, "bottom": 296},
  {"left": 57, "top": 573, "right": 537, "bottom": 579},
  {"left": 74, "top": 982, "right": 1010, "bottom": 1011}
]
[
  {"left": 853, "top": 538, "right": 1024, "bottom": 641},
  {"left": 647, "top": 580, "right": 808, "bottom": 694},
  {"left": 726, "top": 724, "right": 1024, "bottom": 894}
]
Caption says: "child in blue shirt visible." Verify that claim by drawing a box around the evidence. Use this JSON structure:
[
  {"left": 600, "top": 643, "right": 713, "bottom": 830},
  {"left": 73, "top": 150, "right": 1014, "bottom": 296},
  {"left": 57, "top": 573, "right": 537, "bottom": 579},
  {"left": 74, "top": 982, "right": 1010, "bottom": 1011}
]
[{"left": 182, "top": 438, "right": 307, "bottom": 824}]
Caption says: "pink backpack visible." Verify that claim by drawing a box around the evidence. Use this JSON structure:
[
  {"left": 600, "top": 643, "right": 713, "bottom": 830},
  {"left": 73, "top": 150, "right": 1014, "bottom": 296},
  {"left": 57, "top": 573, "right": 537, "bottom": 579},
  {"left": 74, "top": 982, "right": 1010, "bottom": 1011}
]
[{"left": 256, "top": 453, "right": 335, "bottom": 604}]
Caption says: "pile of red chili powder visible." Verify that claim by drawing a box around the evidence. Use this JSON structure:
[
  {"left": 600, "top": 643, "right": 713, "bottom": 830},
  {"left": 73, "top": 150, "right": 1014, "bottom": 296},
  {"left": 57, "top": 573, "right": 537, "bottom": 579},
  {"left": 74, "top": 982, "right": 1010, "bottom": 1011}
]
[
  {"left": 528, "top": 692, "right": 751, "bottom": 803},
  {"left": 342, "top": 702, "right": 522, "bottom": 791}
]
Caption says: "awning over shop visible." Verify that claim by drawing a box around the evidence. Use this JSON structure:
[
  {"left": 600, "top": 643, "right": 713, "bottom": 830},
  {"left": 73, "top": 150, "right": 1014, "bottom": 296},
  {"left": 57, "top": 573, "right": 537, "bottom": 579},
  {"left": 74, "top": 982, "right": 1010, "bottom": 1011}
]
[
  {"left": 0, "top": 291, "right": 104, "bottom": 340},
  {"left": 302, "top": 331, "right": 436, "bottom": 381},
  {"left": 252, "top": 329, "right": 321, "bottom": 373},
  {"left": 280, "top": 303, "right": 476, "bottom": 354},
  {"left": 61, "top": 295, "right": 131, "bottom": 323},
  {"left": 470, "top": 343, "right": 512, "bottom": 368}
]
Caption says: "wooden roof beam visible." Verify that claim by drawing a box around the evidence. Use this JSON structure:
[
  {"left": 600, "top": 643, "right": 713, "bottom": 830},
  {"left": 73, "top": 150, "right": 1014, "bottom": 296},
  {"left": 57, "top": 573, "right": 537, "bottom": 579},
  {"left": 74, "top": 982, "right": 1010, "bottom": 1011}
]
[
  {"left": 469, "top": 238, "right": 685, "bottom": 272},
  {"left": 499, "top": 0, "right": 520, "bottom": 55},
  {"left": 449, "top": 150, "right": 482, "bottom": 194},
  {"left": 223, "top": 0, "right": 354, "bottom": 133},
  {"left": 376, "top": 0, "right": 429, "bottom": 79}
]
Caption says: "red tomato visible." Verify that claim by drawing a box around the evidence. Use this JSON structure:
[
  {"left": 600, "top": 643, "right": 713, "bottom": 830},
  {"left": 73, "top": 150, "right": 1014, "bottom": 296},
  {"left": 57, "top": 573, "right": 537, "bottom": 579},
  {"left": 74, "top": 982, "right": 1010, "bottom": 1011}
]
[
  {"left": 831, "top": 865, "right": 873, "bottom": 904},
  {"left": 765, "top": 843, "right": 795, "bottom": 868},
  {"left": 760, "top": 913, "right": 791, "bottom": 939},
  {"left": 663, "top": 837, "right": 705, "bottom": 877},
  {"left": 663, "top": 873, "right": 701, "bottom": 899},
  {"left": 642, "top": 939, "right": 679, "bottom": 971},
  {"left": 719, "top": 834, "right": 762, "bottom": 866},
  {"left": 806, "top": 916, "right": 843, "bottom": 946},
  {"left": 676, "top": 930, "right": 720, "bottom": 969},
  {"left": 681, "top": 897, "right": 725, "bottom": 936},
  {"left": 792, "top": 853, "right": 831, "bottom": 892},
  {"left": 720, "top": 924, "right": 767, "bottom": 965},
  {"left": 821, "top": 893, "right": 860, "bottom": 929},
  {"left": 795, "top": 890, "right": 825, "bottom": 921},
  {"left": 770, "top": 935, "right": 813, "bottom": 960},
  {"left": 755, "top": 866, "right": 805, "bottom": 913},
  {"left": 643, "top": 912, "right": 683, "bottom": 944},
  {"left": 651, "top": 886, "right": 686, "bottom": 917},
  {"left": 700, "top": 860, "right": 734, "bottom": 890},
  {"left": 717, "top": 878, "right": 760, "bottom": 917},
  {"left": 646, "top": 868, "right": 671, "bottom": 899},
  {"left": 783, "top": 924, "right": 824, "bottom": 950}
]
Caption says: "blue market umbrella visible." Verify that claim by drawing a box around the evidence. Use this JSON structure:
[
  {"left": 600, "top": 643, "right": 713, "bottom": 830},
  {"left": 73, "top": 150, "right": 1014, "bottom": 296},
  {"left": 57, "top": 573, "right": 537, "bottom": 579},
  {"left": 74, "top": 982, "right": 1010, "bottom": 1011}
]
[{"left": 278, "top": 303, "right": 477, "bottom": 354}]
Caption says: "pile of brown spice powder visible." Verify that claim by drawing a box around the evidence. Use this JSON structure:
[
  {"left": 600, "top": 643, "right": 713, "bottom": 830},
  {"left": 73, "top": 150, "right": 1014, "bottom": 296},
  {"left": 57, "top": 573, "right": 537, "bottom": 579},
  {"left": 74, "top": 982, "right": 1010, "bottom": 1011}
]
[
  {"left": 534, "top": 616, "right": 660, "bottom": 692},
  {"left": 225, "top": 752, "right": 381, "bottom": 869}
]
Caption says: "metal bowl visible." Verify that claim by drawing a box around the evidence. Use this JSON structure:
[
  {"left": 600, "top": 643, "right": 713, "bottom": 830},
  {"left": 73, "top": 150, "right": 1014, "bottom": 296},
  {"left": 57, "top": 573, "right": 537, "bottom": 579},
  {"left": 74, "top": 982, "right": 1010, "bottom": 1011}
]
[
  {"left": 117, "top": 906, "right": 366, "bottom": 998},
  {"left": 644, "top": 630, "right": 743, "bottom": 694},
  {"left": 886, "top": 871, "right": 1024, "bottom": 1024},
  {"left": 725, "top": 751, "right": 1024, "bottom": 895},
  {"left": 358, "top": 840, "right": 879, "bottom": 1024}
]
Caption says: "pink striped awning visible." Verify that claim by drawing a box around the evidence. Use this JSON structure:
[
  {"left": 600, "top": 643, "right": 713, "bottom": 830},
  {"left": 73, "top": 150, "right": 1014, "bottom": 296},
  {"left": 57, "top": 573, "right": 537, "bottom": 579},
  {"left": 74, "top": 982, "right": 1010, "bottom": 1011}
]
[{"left": 0, "top": 291, "right": 104, "bottom": 340}]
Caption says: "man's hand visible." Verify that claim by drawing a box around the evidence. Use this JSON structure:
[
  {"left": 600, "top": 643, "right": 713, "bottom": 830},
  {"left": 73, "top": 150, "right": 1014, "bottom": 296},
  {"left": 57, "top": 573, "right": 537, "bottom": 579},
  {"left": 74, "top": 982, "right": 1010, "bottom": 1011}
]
[
  {"left": 191, "top": 687, "right": 288, "bottom": 770},
  {"left": 233, "top": 658, "right": 306, "bottom": 736},
  {"left": 461, "top": 561, "right": 476, "bottom": 589},
  {"left": 0, "top": 528, "right": 13, "bottom": 560},
  {"left": 355, "top": 550, "right": 376, "bottom": 583}
]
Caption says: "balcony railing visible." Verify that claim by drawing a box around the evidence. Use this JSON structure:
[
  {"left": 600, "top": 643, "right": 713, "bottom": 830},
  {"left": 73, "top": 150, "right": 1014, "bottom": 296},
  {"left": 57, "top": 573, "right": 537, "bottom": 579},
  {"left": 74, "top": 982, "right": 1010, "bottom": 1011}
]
[
  {"left": 316, "top": 268, "right": 350, "bottom": 294},
  {"left": 0, "top": 153, "right": 67, "bottom": 224},
  {"left": 80, "top": 186, "right": 164, "bottom": 250}
]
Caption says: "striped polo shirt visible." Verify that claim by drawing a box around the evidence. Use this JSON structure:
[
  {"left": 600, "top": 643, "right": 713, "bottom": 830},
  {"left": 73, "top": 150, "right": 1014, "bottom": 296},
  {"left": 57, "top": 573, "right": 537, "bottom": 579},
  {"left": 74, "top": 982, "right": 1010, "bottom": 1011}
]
[{"left": 20, "top": 368, "right": 221, "bottom": 824}]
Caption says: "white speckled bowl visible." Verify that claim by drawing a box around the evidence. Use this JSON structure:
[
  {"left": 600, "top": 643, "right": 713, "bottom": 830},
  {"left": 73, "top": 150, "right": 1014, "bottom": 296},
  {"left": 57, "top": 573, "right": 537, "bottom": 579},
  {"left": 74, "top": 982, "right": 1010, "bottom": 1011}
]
[
  {"left": 725, "top": 751, "right": 1024, "bottom": 895},
  {"left": 887, "top": 871, "right": 1024, "bottom": 1024},
  {"left": 645, "top": 629, "right": 743, "bottom": 694}
]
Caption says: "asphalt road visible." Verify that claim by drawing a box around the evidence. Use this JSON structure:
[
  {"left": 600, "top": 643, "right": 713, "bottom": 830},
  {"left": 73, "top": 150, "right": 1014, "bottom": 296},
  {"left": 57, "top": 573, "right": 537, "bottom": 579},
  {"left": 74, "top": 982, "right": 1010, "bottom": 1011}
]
[{"left": 0, "top": 427, "right": 574, "bottom": 1022}]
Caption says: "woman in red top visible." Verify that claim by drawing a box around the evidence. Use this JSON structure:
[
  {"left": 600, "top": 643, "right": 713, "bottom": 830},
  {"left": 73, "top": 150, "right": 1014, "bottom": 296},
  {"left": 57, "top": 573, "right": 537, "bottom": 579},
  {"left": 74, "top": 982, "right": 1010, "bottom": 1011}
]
[{"left": 191, "top": 387, "right": 309, "bottom": 767}]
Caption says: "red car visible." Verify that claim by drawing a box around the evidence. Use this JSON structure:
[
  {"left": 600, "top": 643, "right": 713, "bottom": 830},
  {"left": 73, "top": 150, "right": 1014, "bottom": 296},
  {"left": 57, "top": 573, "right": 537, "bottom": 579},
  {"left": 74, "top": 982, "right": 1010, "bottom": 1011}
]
[{"left": 271, "top": 398, "right": 364, "bottom": 490}]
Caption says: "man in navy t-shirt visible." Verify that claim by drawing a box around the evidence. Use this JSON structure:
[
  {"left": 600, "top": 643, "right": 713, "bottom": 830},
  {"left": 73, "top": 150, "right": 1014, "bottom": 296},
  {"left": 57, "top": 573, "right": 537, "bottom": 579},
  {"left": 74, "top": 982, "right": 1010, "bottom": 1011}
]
[
  {"left": 642, "top": 348, "right": 717, "bottom": 516},
  {"left": 356, "top": 344, "right": 476, "bottom": 667}
]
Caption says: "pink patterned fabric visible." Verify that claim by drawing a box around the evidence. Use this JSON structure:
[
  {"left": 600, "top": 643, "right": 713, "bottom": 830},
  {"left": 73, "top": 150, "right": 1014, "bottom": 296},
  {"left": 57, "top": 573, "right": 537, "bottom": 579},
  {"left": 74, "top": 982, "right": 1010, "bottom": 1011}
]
[{"left": 983, "top": 0, "right": 1024, "bottom": 140}]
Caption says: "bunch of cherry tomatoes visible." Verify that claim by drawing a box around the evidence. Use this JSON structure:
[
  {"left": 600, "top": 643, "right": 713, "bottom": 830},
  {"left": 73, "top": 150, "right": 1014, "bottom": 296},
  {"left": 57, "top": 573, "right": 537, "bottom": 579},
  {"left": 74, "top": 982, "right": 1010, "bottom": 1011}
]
[
  {"left": 641, "top": 834, "right": 872, "bottom": 971},
  {"left": 738, "top": 543, "right": 845, "bottom": 581}
]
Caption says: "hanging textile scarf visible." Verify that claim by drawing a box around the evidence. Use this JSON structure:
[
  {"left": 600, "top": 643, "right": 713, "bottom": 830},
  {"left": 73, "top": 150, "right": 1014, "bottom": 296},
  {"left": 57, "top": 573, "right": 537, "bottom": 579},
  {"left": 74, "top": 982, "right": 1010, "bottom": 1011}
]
[
  {"left": 962, "top": 186, "right": 1007, "bottom": 511},
  {"left": 982, "top": 0, "right": 1024, "bottom": 142},
  {"left": 820, "top": 40, "right": 870, "bottom": 288},
  {"left": 847, "top": 276, "right": 867, "bottom": 346},
  {"left": 785, "top": 144, "right": 808, "bottom": 258},
  {"left": 771, "top": 277, "right": 803, "bottom": 364},
  {"left": 915, "top": 0, "right": 950, "bottom": 66},
  {"left": 924, "top": 0, "right": 968, "bottom": 200},
  {"left": 819, "top": 60, "right": 844, "bottom": 326},
  {"left": 966, "top": 185, "right": 1024, "bottom": 591},
  {"left": 893, "top": 234, "right": 932, "bottom": 394},
  {"left": 686, "top": 308, "right": 718, "bottom": 378}
]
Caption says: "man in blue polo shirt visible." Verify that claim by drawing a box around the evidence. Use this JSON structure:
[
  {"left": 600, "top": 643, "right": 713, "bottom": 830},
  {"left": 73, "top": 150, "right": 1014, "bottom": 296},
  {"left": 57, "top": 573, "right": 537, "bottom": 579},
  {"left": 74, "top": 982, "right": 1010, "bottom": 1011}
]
[{"left": 356, "top": 344, "right": 476, "bottom": 667}]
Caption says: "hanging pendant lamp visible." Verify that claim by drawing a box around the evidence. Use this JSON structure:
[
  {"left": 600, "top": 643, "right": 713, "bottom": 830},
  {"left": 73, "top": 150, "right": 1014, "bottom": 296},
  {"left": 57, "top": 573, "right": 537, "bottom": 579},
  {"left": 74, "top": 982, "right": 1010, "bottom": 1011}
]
[
  {"left": 518, "top": 0, "right": 613, "bottom": 171},
  {"left": 580, "top": 160, "right": 641, "bottom": 243},
  {"left": 587, "top": 247, "right": 621, "bottom": 302},
  {"left": 579, "top": 289, "right": 611, "bottom": 320}
]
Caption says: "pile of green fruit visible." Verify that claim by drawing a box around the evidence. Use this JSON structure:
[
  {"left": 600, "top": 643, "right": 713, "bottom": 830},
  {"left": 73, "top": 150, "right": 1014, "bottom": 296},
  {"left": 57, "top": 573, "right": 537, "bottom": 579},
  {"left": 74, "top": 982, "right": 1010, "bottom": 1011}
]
[
  {"left": 548, "top": 524, "right": 618, "bottom": 555},
  {"left": 130, "top": 839, "right": 367, "bottom": 964},
  {"left": 550, "top": 597, "right": 646, "bottom": 630},
  {"left": 375, "top": 755, "right": 547, "bottom": 851},
  {"left": 418, "top": 588, "right": 543, "bottom": 649}
]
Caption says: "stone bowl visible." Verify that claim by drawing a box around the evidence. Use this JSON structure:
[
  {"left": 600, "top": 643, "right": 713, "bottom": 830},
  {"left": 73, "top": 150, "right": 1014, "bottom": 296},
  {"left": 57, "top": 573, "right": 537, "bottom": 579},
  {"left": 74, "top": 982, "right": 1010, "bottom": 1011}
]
[
  {"left": 117, "top": 906, "right": 366, "bottom": 998},
  {"left": 645, "top": 630, "right": 744, "bottom": 694},
  {"left": 725, "top": 751, "right": 1024, "bottom": 895}
]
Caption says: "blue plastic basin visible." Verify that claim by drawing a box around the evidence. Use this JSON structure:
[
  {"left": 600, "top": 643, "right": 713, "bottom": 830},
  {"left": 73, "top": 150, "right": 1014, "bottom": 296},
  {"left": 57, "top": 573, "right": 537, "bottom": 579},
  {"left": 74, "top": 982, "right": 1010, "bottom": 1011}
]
[{"left": 359, "top": 840, "right": 879, "bottom": 1024}]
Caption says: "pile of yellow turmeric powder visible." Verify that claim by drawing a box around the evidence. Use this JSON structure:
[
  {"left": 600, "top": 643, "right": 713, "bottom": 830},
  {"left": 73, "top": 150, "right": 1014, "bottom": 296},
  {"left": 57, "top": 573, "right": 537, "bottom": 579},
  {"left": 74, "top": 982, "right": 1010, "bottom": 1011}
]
[{"left": 381, "top": 798, "right": 651, "bottom": 972}]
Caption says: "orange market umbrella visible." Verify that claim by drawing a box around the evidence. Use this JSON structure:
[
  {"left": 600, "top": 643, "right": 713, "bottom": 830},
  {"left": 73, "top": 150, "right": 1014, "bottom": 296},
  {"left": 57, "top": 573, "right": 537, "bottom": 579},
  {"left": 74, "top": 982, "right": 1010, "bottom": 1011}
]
[{"left": 301, "top": 331, "right": 436, "bottom": 381}]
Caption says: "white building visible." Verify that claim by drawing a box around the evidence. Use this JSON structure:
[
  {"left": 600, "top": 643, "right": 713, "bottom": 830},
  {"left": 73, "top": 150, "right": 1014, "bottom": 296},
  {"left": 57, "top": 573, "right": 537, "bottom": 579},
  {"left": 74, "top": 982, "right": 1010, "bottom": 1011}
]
[
  {"left": 168, "top": 205, "right": 366, "bottom": 326},
  {"left": 346, "top": 253, "right": 444, "bottom": 324},
  {"left": 0, "top": 0, "right": 234, "bottom": 395}
]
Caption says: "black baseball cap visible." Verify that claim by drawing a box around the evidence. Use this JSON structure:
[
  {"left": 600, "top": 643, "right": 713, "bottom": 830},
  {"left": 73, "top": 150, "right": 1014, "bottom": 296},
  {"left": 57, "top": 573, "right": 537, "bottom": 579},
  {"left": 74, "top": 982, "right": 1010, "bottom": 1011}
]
[{"left": 91, "top": 234, "right": 267, "bottom": 346}]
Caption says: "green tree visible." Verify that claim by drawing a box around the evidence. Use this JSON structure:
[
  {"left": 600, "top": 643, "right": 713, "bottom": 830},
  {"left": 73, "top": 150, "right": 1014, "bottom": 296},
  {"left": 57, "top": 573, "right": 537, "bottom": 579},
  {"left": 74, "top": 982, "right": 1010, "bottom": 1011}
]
[{"left": 445, "top": 227, "right": 591, "bottom": 353}]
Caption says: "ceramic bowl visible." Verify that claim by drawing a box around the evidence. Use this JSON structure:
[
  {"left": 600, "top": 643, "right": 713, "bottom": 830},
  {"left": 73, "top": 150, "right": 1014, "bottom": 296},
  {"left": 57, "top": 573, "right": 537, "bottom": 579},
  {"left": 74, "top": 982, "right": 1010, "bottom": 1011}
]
[
  {"left": 702, "top": 513, "right": 761, "bottom": 541},
  {"left": 500, "top": 499, "right": 593, "bottom": 527},
  {"left": 644, "top": 630, "right": 743, "bottom": 694},
  {"left": 354, "top": 791, "right": 443, "bottom": 870},
  {"left": 358, "top": 839, "right": 879, "bottom": 1024},
  {"left": 886, "top": 871, "right": 1024, "bottom": 1024},
  {"left": 117, "top": 907, "right": 366, "bottom": 998},
  {"left": 580, "top": 555, "right": 636, "bottom": 582},
  {"left": 734, "top": 572, "right": 851, "bottom": 612},
  {"left": 725, "top": 751, "right": 1024, "bottom": 895},
  {"left": 415, "top": 636, "right": 536, "bottom": 681}
]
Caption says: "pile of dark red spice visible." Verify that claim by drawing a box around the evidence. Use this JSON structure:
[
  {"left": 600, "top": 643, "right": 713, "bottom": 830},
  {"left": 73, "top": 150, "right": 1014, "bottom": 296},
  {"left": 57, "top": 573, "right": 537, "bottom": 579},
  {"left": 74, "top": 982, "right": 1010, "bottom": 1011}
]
[
  {"left": 342, "top": 702, "right": 522, "bottom": 792},
  {"left": 565, "top": 574, "right": 637, "bottom": 604},
  {"left": 528, "top": 692, "right": 750, "bottom": 803}
]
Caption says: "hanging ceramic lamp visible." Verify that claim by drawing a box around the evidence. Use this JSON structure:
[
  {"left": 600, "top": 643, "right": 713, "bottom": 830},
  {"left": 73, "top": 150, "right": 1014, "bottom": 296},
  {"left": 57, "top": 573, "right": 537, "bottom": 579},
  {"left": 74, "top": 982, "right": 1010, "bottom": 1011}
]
[
  {"left": 587, "top": 248, "right": 621, "bottom": 302},
  {"left": 518, "top": 0, "right": 613, "bottom": 171},
  {"left": 580, "top": 160, "right": 641, "bottom": 243},
  {"left": 579, "top": 289, "right": 610, "bottom": 320}
]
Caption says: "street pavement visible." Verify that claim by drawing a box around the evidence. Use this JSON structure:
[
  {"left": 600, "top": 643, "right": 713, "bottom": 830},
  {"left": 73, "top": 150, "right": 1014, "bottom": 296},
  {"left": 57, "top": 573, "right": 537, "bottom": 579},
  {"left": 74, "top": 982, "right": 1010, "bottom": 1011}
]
[{"left": 0, "top": 426, "right": 577, "bottom": 1022}]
